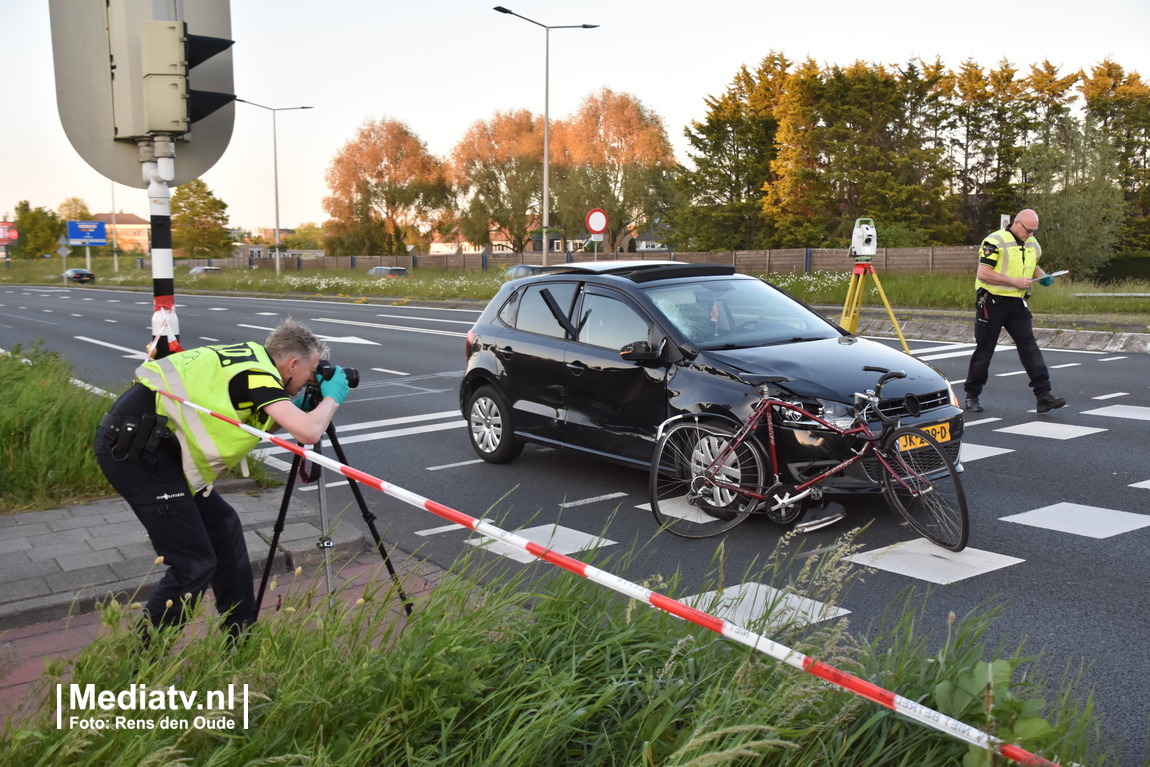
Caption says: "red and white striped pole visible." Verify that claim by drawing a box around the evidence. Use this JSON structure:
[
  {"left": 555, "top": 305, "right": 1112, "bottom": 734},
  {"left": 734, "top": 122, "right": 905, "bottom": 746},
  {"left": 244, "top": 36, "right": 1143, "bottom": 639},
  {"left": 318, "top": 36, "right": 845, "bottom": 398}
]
[{"left": 157, "top": 389, "right": 1061, "bottom": 767}]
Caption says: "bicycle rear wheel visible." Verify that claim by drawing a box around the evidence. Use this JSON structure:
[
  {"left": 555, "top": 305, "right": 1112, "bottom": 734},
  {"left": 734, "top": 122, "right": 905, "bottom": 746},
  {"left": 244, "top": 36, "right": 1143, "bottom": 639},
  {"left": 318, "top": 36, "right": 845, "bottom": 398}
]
[
  {"left": 649, "top": 421, "right": 765, "bottom": 538},
  {"left": 878, "top": 427, "right": 969, "bottom": 551}
]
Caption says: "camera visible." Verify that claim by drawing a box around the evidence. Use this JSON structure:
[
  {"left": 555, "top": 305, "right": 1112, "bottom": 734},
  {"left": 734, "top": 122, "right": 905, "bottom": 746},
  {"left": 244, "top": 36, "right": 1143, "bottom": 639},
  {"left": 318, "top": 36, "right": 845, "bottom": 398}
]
[{"left": 315, "top": 359, "right": 360, "bottom": 389}]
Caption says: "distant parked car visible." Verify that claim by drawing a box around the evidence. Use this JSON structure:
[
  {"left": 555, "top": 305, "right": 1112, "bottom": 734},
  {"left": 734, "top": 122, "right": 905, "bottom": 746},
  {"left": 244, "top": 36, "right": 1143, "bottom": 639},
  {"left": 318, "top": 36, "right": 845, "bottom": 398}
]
[
  {"left": 63, "top": 268, "right": 95, "bottom": 284},
  {"left": 188, "top": 266, "right": 224, "bottom": 275},
  {"left": 502, "top": 264, "right": 574, "bottom": 281},
  {"left": 367, "top": 266, "right": 410, "bottom": 278}
]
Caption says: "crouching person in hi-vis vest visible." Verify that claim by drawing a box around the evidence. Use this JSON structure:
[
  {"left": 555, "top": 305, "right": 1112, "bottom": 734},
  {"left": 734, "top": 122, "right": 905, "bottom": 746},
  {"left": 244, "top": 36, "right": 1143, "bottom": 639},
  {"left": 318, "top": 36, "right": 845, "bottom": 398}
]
[
  {"left": 94, "top": 318, "right": 350, "bottom": 640},
  {"left": 963, "top": 208, "right": 1066, "bottom": 415}
]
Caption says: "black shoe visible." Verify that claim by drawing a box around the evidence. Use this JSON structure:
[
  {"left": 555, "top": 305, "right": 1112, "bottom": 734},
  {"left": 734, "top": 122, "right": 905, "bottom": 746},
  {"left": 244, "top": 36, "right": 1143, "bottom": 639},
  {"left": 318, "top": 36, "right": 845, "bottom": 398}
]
[
  {"left": 1036, "top": 392, "right": 1066, "bottom": 413},
  {"left": 964, "top": 396, "right": 983, "bottom": 413}
]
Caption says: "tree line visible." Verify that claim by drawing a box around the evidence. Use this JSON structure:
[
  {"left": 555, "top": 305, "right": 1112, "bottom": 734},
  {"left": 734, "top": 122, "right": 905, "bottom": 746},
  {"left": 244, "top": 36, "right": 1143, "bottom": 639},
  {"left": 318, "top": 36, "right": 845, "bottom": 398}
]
[{"left": 9, "top": 54, "right": 1147, "bottom": 278}]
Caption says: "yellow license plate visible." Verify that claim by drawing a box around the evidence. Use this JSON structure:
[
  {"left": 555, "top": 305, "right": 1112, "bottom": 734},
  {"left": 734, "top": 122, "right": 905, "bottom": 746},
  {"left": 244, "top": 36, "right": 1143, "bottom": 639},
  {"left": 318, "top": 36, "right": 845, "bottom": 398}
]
[{"left": 898, "top": 422, "right": 951, "bottom": 450}]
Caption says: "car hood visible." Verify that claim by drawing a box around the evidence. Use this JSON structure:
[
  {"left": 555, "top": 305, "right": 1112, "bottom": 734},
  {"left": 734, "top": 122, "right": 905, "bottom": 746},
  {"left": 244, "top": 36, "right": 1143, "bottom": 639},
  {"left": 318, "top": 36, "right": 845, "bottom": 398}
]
[{"left": 702, "top": 337, "right": 946, "bottom": 401}]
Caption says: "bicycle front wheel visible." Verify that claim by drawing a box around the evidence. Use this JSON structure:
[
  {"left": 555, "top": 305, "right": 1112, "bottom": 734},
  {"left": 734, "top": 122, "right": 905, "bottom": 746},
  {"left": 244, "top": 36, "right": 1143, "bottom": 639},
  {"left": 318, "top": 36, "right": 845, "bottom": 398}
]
[
  {"left": 878, "top": 427, "right": 969, "bottom": 552},
  {"left": 649, "top": 421, "right": 765, "bottom": 538}
]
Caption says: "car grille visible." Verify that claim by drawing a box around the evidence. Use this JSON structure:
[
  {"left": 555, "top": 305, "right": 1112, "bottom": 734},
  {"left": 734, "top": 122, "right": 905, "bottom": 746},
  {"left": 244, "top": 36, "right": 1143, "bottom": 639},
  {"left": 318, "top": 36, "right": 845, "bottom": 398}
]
[
  {"left": 877, "top": 389, "right": 951, "bottom": 419},
  {"left": 862, "top": 438, "right": 960, "bottom": 484}
]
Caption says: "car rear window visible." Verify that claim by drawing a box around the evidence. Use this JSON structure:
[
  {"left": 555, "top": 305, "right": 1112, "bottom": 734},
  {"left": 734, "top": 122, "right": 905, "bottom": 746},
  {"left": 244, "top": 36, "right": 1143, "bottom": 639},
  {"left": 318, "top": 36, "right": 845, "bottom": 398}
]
[{"left": 510, "top": 283, "right": 577, "bottom": 338}]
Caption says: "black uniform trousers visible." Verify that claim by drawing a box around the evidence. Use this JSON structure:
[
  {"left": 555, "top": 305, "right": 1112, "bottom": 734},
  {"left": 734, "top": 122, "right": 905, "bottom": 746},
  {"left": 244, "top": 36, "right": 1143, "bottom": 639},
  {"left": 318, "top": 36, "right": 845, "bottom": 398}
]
[
  {"left": 94, "top": 383, "right": 257, "bottom": 635},
  {"left": 964, "top": 290, "right": 1051, "bottom": 398}
]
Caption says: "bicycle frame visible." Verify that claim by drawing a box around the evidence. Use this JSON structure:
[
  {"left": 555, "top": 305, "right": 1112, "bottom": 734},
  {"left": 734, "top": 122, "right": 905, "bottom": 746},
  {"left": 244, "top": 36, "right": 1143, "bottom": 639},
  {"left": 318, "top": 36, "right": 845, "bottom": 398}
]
[{"left": 673, "top": 388, "right": 902, "bottom": 513}]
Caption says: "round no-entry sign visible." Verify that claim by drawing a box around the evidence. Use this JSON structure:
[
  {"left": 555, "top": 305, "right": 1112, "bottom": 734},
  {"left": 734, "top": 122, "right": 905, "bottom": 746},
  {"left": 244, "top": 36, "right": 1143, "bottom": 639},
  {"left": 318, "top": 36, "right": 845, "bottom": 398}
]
[{"left": 585, "top": 208, "right": 608, "bottom": 234}]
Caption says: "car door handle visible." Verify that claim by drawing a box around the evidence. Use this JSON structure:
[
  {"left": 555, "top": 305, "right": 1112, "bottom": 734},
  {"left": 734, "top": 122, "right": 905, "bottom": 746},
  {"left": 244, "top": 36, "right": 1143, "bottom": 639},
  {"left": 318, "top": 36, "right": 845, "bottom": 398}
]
[
  {"left": 566, "top": 361, "right": 586, "bottom": 375},
  {"left": 497, "top": 346, "right": 515, "bottom": 360}
]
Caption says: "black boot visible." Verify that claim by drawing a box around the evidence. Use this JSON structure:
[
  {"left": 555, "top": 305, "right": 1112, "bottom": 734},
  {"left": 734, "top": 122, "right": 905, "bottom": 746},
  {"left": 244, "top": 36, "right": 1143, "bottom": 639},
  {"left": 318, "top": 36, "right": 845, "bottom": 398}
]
[
  {"left": 1036, "top": 392, "right": 1066, "bottom": 413},
  {"left": 964, "top": 396, "right": 983, "bottom": 413}
]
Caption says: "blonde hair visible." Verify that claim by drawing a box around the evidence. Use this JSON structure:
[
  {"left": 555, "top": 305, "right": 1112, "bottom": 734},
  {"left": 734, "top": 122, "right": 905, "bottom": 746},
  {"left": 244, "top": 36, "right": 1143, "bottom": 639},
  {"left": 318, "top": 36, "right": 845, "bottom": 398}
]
[{"left": 264, "top": 317, "right": 329, "bottom": 364}]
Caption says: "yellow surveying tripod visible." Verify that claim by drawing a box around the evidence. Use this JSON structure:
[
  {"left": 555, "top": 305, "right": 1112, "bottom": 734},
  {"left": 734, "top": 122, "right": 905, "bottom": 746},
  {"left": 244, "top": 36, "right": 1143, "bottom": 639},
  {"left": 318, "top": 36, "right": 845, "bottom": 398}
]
[{"left": 838, "top": 218, "right": 910, "bottom": 353}]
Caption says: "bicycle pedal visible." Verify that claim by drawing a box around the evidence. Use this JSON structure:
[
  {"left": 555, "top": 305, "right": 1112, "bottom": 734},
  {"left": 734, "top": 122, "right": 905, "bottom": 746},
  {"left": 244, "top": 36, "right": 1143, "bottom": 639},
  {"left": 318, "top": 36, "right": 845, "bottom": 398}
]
[{"left": 794, "top": 511, "right": 846, "bottom": 534}]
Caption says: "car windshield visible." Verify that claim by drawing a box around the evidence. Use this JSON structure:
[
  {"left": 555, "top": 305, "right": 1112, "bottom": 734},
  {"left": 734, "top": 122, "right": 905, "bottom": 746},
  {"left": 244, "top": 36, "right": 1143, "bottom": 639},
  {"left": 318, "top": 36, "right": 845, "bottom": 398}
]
[{"left": 643, "top": 277, "right": 840, "bottom": 349}]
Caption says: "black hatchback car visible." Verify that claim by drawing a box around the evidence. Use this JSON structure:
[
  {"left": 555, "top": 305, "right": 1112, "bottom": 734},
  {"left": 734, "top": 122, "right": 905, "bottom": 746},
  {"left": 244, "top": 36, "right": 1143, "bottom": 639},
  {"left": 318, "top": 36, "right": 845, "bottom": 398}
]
[
  {"left": 460, "top": 262, "right": 963, "bottom": 496},
  {"left": 63, "top": 268, "right": 96, "bottom": 284}
]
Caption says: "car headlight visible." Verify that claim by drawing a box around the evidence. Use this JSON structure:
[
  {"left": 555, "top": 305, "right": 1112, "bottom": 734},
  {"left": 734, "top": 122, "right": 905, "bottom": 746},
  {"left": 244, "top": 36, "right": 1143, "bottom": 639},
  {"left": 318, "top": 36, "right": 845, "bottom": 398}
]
[
  {"left": 775, "top": 398, "right": 854, "bottom": 430},
  {"left": 945, "top": 380, "right": 961, "bottom": 408}
]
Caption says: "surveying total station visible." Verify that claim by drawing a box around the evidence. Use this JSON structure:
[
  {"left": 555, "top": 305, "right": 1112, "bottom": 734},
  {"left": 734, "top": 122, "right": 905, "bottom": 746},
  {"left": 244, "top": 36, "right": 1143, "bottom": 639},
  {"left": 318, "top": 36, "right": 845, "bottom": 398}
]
[{"left": 838, "top": 218, "right": 910, "bottom": 353}]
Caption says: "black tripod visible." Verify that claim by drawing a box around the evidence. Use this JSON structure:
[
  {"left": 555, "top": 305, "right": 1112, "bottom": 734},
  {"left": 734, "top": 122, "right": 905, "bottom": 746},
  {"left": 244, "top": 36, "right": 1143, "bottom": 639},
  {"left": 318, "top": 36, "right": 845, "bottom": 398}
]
[{"left": 255, "top": 395, "right": 413, "bottom": 618}]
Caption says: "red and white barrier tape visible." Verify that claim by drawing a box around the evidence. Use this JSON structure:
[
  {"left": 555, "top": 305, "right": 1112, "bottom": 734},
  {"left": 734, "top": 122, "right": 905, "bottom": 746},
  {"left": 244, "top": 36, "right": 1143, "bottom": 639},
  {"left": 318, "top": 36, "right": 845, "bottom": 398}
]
[{"left": 158, "top": 388, "right": 1060, "bottom": 766}]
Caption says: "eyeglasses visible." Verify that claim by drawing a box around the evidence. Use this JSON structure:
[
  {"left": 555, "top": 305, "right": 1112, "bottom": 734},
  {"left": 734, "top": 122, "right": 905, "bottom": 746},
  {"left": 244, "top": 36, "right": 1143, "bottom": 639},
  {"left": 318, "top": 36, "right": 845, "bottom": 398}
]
[{"left": 1018, "top": 222, "right": 1039, "bottom": 236}]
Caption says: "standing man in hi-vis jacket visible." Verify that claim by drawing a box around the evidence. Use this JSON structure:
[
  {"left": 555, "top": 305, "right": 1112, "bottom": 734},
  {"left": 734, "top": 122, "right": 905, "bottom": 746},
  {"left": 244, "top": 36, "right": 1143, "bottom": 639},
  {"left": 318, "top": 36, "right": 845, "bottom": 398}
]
[{"left": 963, "top": 208, "right": 1066, "bottom": 414}]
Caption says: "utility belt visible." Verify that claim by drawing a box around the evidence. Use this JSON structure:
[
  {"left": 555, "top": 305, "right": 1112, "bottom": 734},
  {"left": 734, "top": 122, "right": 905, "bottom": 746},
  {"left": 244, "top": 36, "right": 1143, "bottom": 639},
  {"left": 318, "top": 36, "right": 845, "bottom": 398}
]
[{"left": 99, "top": 411, "right": 174, "bottom": 462}]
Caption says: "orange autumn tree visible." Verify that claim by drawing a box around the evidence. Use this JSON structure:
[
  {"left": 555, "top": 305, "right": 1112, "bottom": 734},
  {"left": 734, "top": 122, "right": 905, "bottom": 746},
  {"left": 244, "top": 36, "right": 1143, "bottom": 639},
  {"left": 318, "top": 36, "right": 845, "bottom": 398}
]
[
  {"left": 551, "top": 88, "right": 675, "bottom": 252},
  {"left": 323, "top": 118, "right": 449, "bottom": 256},
  {"left": 451, "top": 110, "right": 543, "bottom": 254}
]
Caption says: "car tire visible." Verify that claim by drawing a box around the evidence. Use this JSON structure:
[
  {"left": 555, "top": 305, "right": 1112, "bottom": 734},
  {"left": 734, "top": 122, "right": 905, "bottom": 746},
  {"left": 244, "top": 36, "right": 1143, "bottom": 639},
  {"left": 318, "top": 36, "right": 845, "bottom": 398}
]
[{"left": 466, "top": 384, "right": 524, "bottom": 463}]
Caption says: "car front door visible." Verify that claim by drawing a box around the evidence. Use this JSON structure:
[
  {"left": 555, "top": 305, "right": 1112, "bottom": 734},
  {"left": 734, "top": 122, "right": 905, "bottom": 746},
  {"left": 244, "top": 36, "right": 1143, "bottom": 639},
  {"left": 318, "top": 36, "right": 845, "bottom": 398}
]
[{"left": 562, "top": 287, "right": 669, "bottom": 465}]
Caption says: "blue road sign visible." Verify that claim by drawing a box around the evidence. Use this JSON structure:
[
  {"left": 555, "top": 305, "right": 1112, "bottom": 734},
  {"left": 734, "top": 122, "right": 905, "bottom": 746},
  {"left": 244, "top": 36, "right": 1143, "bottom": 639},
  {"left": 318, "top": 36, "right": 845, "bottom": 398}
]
[{"left": 67, "top": 220, "right": 107, "bottom": 246}]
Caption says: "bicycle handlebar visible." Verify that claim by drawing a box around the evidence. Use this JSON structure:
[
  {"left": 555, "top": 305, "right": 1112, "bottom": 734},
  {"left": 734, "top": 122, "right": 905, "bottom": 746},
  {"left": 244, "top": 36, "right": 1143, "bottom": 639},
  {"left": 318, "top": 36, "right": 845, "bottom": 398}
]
[{"left": 856, "top": 367, "right": 908, "bottom": 434}]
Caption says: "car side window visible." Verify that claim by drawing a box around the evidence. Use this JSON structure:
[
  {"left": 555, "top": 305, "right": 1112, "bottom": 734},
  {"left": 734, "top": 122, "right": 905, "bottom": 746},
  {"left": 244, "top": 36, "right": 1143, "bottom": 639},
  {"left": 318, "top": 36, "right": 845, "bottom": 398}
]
[
  {"left": 513, "top": 283, "right": 577, "bottom": 338},
  {"left": 575, "top": 292, "right": 650, "bottom": 350}
]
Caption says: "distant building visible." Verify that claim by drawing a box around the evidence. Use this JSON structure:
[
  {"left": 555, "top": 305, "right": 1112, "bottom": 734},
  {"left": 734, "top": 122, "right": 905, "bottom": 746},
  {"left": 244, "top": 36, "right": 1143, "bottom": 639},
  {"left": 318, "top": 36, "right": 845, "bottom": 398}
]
[{"left": 92, "top": 212, "right": 150, "bottom": 253}]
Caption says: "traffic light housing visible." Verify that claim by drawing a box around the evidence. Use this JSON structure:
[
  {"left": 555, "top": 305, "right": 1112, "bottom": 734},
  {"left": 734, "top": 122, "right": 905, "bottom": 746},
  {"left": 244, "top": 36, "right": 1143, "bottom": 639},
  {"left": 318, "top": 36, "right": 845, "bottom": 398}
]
[
  {"left": 116, "top": 17, "right": 236, "bottom": 139},
  {"left": 49, "top": 0, "right": 235, "bottom": 187}
]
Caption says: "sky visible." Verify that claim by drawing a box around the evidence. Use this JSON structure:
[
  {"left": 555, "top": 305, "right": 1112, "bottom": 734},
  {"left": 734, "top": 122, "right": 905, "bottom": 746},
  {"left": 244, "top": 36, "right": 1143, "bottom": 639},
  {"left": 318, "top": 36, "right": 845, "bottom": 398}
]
[{"left": 3, "top": 0, "right": 1148, "bottom": 235}]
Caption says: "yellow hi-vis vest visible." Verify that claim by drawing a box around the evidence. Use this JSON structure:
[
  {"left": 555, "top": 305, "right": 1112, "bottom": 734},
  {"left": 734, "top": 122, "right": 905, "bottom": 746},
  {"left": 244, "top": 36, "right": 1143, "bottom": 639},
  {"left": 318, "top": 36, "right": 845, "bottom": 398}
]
[
  {"left": 136, "top": 342, "right": 282, "bottom": 492},
  {"left": 975, "top": 228, "right": 1042, "bottom": 298}
]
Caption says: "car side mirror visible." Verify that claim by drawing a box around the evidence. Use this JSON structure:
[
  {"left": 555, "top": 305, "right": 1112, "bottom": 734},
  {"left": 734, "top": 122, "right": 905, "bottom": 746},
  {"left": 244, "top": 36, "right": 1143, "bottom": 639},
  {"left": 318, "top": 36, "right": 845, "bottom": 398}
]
[{"left": 619, "top": 340, "right": 662, "bottom": 362}]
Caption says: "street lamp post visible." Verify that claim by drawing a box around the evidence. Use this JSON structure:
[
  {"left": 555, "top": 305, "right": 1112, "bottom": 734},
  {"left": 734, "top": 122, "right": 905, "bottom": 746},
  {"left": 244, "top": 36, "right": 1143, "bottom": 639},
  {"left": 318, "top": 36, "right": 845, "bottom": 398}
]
[
  {"left": 237, "top": 99, "right": 313, "bottom": 276},
  {"left": 493, "top": 6, "right": 597, "bottom": 266}
]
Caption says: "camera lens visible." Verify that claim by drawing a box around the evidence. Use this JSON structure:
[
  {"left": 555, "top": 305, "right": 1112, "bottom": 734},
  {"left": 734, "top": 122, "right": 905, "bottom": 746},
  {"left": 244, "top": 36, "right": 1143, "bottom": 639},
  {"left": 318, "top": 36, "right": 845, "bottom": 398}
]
[{"left": 315, "top": 359, "right": 358, "bottom": 387}]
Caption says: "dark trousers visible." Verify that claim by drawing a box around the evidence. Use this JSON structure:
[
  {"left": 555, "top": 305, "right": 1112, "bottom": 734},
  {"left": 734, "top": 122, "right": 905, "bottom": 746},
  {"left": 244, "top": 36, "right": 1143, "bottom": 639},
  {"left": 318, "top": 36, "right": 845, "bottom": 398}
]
[
  {"left": 964, "top": 291, "right": 1051, "bottom": 398},
  {"left": 94, "top": 387, "right": 256, "bottom": 634}
]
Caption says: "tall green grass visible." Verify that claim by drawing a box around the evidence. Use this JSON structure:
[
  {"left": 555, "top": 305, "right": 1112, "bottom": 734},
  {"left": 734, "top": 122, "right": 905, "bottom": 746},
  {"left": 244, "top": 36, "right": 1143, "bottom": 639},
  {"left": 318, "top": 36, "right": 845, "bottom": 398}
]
[
  {"left": 0, "top": 535, "right": 1114, "bottom": 765},
  {"left": 0, "top": 345, "right": 112, "bottom": 511},
  {"left": 0, "top": 346, "right": 276, "bottom": 515}
]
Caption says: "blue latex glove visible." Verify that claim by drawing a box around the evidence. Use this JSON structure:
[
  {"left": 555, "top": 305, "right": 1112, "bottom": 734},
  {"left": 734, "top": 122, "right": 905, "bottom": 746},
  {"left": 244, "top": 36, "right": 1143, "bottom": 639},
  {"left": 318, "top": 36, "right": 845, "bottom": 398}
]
[
  {"left": 319, "top": 366, "right": 350, "bottom": 405},
  {"left": 292, "top": 389, "right": 316, "bottom": 412},
  {"left": 1037, "top": 275, "right": 1054, "bottom": 287}
]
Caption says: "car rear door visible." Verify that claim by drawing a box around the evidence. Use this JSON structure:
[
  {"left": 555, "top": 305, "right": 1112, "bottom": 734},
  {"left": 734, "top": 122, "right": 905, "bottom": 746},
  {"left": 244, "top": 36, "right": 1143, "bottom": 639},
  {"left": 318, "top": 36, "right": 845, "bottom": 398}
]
[
  {"left": 562, "top": 286, "right": 669, "bottom": 465},
  {"left": 496, "top": 281, "right": 579, "bottom": 443}
]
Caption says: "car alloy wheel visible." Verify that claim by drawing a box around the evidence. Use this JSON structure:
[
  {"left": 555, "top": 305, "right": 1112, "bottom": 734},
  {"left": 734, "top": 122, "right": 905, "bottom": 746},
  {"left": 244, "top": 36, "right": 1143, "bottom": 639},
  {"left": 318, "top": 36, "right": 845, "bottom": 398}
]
[{"left": 466, "top": 385, "right": 523, "bottom": 463}]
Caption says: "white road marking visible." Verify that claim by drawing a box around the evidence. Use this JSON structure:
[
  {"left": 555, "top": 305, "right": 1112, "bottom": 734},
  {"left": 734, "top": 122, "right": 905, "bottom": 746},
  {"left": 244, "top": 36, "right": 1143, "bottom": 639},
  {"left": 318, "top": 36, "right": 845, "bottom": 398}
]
[
  {"left": 559, "top": 492, "right": 627, "bottom": 508},
  {"left": 74, "top": 335, "right": 148, "bottom": 359},
  {"left": 312, "top": 317, "right": 467, "bottom": 338},
  {"left": 465, "top": 524, "right": 616, "bottom": 564},
  {"left": 682, "top": 582, "right": 849, "bottom": 629},
  {"left": 1082, "top": 404, "right": 1150, "bottom": 421},
  {"left": 426, "top": 459, "right": 485, "bottom": 471},
  {"left": 848, "top": 541, "right": 1024, "bottom": 585},
  {"left": 236, "top": 323, "right": 378, "bottom": 345},
  {"left": 1000, "top": 503, "right": 1150, "bottom": 538},
  {"left": 995, "top": 422, "right": 1107, "bottom": 440}
]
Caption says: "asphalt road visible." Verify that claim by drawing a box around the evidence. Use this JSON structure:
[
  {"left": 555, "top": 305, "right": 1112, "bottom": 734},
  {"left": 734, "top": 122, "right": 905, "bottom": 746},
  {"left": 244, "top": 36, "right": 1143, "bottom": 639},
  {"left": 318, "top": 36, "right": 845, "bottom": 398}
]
[{"left": 3, "top": 285, "right": 1148, "bottom": 765}]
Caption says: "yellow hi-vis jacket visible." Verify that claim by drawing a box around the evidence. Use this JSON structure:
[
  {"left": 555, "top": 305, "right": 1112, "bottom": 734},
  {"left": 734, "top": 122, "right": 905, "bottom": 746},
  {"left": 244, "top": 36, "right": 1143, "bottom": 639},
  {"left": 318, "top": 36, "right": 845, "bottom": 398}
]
[
  {"left": 136, "top": 342, "right": 282, "bottom": 492},
  {"left": 975, "top": 227, "right": 1042, "bottom": 298}
]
